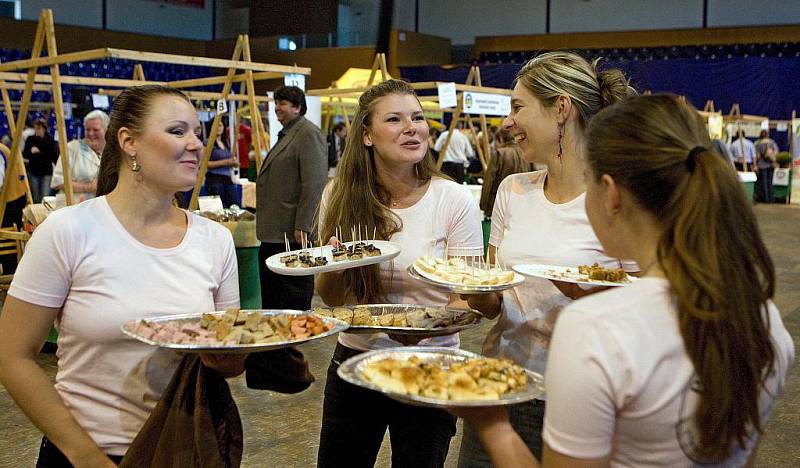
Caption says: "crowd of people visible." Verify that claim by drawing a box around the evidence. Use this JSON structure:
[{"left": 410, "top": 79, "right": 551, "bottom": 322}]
[{"left": 0, "top": 51, "right": 793, "bottom": 468}]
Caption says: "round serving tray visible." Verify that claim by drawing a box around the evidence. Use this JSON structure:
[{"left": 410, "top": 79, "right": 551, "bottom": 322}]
[{"left": 406, "top": 264, "right": 525, "bottom": 295}]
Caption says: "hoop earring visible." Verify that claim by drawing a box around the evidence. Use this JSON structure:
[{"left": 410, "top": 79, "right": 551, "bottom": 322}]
[{"left": 556, "top": 124, "right": 564, "bottom": 161}]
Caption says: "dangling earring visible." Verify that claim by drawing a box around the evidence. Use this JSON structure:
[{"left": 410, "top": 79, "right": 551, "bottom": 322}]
[
  {"left": 130, "top": 153, "right": 141, "bottom": 173},
  {"left": 556, "top": 123, "right": 564, "bottom": 162}
]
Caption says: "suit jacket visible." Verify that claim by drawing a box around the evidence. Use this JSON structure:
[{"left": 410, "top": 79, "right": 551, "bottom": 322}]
[{"left": 256, "top": 115, "right": 327, "bottom": 243}]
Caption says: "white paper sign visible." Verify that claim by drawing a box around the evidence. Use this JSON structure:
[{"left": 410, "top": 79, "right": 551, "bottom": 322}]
[
  {"left": 284, "top": 74, "right": 306, "bottom": 90},
  {"left": 91, "top": 94, "right": 110, "bottom": 108},
  {"left": 462, "top": 92, "right": 511, "bottom": 116},
  {"left": 437, "top": 82, "right": 457, "bottom": 109},
  {"left": 217, "top": 99, "right": 228, "bottom": 115},
  {"left": 198, "top": 195, "right": 224, "bottom": 212},
  {"left": 776, "top": 122, "right": 788, "bottom": 132},
  {"left": 773, "top": 168, "right": 790, "bottom": 186}
]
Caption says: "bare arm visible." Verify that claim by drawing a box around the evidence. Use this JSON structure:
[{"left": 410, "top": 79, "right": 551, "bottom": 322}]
[
  {"left": 463, "top": 245, "right": 503, "bottom": 319},
  {"left": 0, "top": 296, "right": 114, "bottom": 467},
  {"left": 206, "top": 158, "right": 238, "bottom": 169}
]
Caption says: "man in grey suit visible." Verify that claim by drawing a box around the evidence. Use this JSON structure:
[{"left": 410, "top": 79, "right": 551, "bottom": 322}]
[{"left": 256, "top": 86, "right": 327, "bottom": 310}]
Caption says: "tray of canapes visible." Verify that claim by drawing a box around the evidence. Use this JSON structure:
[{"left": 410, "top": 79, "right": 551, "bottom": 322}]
[
  {"left": 313, "top": 304, "right": 482, "bottom": 337},
  {"left": 513, "top": 262, "right": 638, "bottom": 287},
  {"left": 407, "top": 256, "right": 525, "bottom": 294},
  {"left": 337, "top": 347, "right": 545, "bottom": 408},
  {"left": 122, "top": 309, "right": 348, "bottom": 354},
  {"left": 266, "top": 229, "right": 401, "bottom": 276}
]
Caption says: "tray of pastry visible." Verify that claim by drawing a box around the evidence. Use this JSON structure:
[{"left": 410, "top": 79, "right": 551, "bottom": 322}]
[
  {"left": 513, "top": 263, "right": 638, "bottom": 287},
  {"left": 407, "top": 256, "right": 525, "bottom": 294},
  {"left": 121, "top": 309, "right": 348, "bottom": 354},
  {"left": 266, "top": 240, "right": 401, "bottom": 276},
  {"left": 313, "top": 304, "right": 482, "bottom": 337},
  {"left": 337, "top": 347, "right": 545, "bottom": 408}
]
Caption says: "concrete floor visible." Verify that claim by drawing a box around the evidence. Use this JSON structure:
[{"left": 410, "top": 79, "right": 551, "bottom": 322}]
[{"left": 0, "top": 202, "right": 798, "bottom": 467}]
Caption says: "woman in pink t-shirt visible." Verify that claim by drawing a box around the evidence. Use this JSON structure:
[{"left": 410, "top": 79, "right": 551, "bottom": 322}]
[{"left": 456, "top": 96, "right": 794, "bottom": 467}]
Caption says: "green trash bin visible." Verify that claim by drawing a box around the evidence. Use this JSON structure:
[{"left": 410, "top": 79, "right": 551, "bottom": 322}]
[
  {"left": 738, "top": 171, "right": 756, "bottom": 204},
  {"left": 482, "top": 218, "right": 491, "bottom": 253},
  {"left": 236, "top": 246, "right": 262, "bottom": 309}
]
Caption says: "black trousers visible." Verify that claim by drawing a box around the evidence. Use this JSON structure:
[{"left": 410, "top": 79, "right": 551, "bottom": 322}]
[
  {"left": 258, "top": 242, "right": 314, "bottom": 310},
  {"left": 757, "top": 167, "right": 775, "bottom": 203},
  {"left": 36, "top": 437, "right": 123, "bottom": 467},
  {"left": 317, "top": 343, "right": 457, "bottom": 468},
  {"left": 441, "top": 161, "right": 466, "bottom": 184}
]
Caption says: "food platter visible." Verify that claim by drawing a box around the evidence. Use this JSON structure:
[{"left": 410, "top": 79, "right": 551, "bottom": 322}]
[
  {"left": 337, "top": 347, "right": 545, "bottom": 408},
  {"left": 313, "top": 304, "right": 482, "bottom": 337},
  {"left": 121, "top": 309, "right": 348, "bottom": 354},
  {"left": 266, "top": 240, "right": 401, "bottom": 276},
  {"left": 407, "top": 264, "right": 525, "bottom": 295},
  {"left": 513, "top": 263, "right": 638, "bottom": 287}
]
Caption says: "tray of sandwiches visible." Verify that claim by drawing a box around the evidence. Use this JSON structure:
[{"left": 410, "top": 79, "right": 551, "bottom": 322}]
[
  {"left": 122, "top": 309, "right": 348, "bottom": 354},
  {"left": 513, "top": 262, "right": 638, "bottom": 287},
  {"left": 408, "top": 256, "right": 525, "bottom": 294},
  {"left": 266, "top": 229, "right": 401, "bottom": 276},
  {"left": 313, "top": 304, "right": 482, "bottom": 337},
  {"left": 337, "top": 347, "right": 545, "bottom": 408}
]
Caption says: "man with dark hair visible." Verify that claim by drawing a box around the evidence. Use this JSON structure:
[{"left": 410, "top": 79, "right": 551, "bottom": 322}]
[
  {"left": 327, "top": 122, "right": 347, "bottom": 174},
  {"left": 256, "top": 86, "right": 327, "bottom": 310}
]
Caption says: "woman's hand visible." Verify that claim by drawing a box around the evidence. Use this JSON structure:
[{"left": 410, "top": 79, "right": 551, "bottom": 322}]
[
  {"left": 548, "top": 280, "right": 608, "bottom": 300},
  {"left": 461, "top": 292, "right": 502, "bottom": 319},
  {"left": 200, "top": 353, "right": 247, "bottom": 378},
  {"left": 30, "top": 146, "right": 40, "bottom": 154},
  {"left": 387, "top": 333, "right": 424, "bottom": 346},
  {"left": 227, "top": 157, "right": 239, "bottom": 167},
  {"left": 448, "top": 405, "right": 510, "bottom": 433},
  {"left": 70, "top": 448, "right": 118, "bottom": 468}
]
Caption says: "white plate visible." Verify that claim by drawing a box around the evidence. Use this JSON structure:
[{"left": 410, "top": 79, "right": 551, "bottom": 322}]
[
  {"left": 407, "top": 264, "right": 525, "bottom": 295},
  {"left": 513, "top": 263, "right": 638, "bottom": 287},
  {"left": 265, "top": 240, "right": 401, "bottom": 276}
]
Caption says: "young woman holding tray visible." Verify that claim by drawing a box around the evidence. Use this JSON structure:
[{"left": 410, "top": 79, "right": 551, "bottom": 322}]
[
  {"left": 315, "top": 79, "right": 484, "bottom": 468},
  {"left": 457, "top": 95, "right": 794, "bottom": 467},
  {"left": 0, "top": 85, "right": 242, "bottom": 466},
  {"left": 458, "top": 52, "right": 639, "bottom": 467}
]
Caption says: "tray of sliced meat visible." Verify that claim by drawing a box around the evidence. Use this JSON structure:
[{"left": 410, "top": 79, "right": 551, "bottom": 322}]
[{"left": 121, "top": 309, "right": 348, "bottom": 353}]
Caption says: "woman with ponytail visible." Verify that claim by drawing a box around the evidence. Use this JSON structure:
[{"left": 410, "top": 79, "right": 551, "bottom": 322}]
[
  {"left": 458, "top": 95, "right": 794, "bottom": 467},
  {"left": 459, "top": 52, "right": 638, "bottom": 466},
  {"left": 0, "top": 85, "right": 243, "bottom": 466}
]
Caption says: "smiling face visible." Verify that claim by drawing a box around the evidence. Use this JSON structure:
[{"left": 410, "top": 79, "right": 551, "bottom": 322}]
[
  {"left": 127, "top": 95, "right": 204, "bottom": 193},
  {"left": 274, "top": 99, "right": 301, "bottom": 127},
  {"left": 502, "top": 82, "right": 559, "bottom": 164},
  {"left": 362, "top": 93, "right": 429, "bottom": 169},
  {"left": 84, "top": 118, "right": 107, "bottom": 153}
]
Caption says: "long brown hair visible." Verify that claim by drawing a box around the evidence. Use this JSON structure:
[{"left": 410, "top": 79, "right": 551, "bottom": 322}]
[
  {"left": 585, "top": 94, "right": 776, "bottom": 461},
  {"left": 96, "top": 85, "right": 192, "bottom": 196},
  {"left": 320, "top": 79, "right": 444, "bottom": 303}
]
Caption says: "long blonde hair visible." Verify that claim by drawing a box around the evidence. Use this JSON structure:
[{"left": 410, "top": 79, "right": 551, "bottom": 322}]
[
  {"left": 586, "top": 94, "right": 776, "bottom": 462},
  {"left": 320, "top": 79, "right": 445, "bottom": 303}
]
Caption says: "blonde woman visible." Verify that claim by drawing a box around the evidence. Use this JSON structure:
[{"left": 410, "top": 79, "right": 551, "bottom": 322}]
[
  {"left": 459, "top": 52, "right": 637, "bottom": 467},
  {"left": 316, "top": 79, "right": 484, "bottom": 467}
]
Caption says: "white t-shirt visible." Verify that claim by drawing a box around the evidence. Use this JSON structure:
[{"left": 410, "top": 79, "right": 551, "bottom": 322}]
[
  {"left": 51, "top": 139, "right": 101, "bottom": 203},
  {"left": 485, "top": 171, "right": 637, "bottom": 376},
  {"left": 543, "top": 277, "right": 794, "bottom": 467},
  {"left": 434, "top": 130, "right": 475, "bottom": 165},
  {"left": 320, "top": 178, "right": 484, "bottom": 351},
  {"left": 9, "top": 196, "right": 240, "bottom": 456}
]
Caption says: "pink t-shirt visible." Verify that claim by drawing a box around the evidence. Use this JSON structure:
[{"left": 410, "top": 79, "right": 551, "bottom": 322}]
[
  {"left": 543, "top": 278, "right": 794, "bottom": 467},
  {"left": 320, "top": 177, "right": 484, "bottom": 351},
  {"left": 485, "top": 171, "right": 637, "bottom": 376},
  {"left": 9, "top": 196, "right": 240, "bottom": 456}
]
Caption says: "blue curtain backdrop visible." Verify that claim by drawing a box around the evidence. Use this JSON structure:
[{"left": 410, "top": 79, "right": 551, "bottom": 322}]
[{"left": 401, "top": 57, "right": 800, "bottom": 149}]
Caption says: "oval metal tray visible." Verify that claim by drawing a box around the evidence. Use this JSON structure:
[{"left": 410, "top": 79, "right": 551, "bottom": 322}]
[
  {"left": 315, "top": 304, "right": 482, "bottom": 337},
  {"left": 406, "top": 264, "right": 525, "bottom": 295},
  {"left": 337, "top": 347, "right": 545, "bottom": 408},
  {"left": 513, "top": 263, "right": 638, "bottom": 287},
  {"left": 266, "top": 240, "right": 402, "bottom": 276},
  {"left": 121, "top": 309, "right": 348, "bottom": 354}
]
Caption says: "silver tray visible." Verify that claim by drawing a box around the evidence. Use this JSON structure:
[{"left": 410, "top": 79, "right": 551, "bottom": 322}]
[
  {"left": 337, "top": 347, "right": 545, "bottom": 408},
  {"left": 121, "top": 309, "right": 348, "bottom": 354},
  {"left": 315, "top": 304, "right": 482, "bottom": 337},
  {"left": 406, "top": 265, "right": 525, "bottom": 295}
]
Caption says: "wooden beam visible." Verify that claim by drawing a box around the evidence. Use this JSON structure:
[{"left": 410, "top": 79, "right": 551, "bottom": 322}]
[
  {"left": 106, "top": 48, "right": 310, "bottom": 74},
  {"left": 0, "top": 48, "right": 108, "bottom": 72},
  {"left": 132, "top": 63, "right": 146, "bottom": 81},
  {"left": 241, "top": 35, "right": 265, "bottom": 175},
  {"left": 97, "top": 88, "right": 271, "bottom": 102},
  {"left": 43, "top": 9, "right": 72, "bottom": 205},
  {"left": 168, "top": 70, "right": 285, "bottom": 89},
  {"left": 0, "top": 71, "right": 168, "bottom": 88},
  {"left": 473, "top": 67, "right": 491, "bottom": 172}
]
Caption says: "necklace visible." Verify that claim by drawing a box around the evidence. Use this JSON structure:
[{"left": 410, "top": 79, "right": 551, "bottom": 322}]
[{"left": 388, "top": 180, "right": 423, "bottom": 208}]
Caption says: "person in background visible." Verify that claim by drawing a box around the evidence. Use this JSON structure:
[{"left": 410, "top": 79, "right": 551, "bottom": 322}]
[
  {"left": 457, "top": 94, "right": 794, "bottom": 468},
  {"left": 755, "top": 129, "right": 779, "bottom": 204},
  {"left": 458, "top": 51, "right": 637, "bottom": 467},
  {"left": 256, "top": 85, "right": 327, "bottom": 311},
  {"left": 479, "top": 128, "right": 530, "bottom": 216},
  {"left": 316, "top": 79, "right": 484, "bottom": 468},
  {"left": 23, "top": 119, "right": 59, "bottom": 203},
  {"left": 728, "top": 130, "right": 755, "bottom": 172},
  {"left": 428, "top": 127, "right": 441, "bottom": 161},
  {"left": 20, "top": 117, "right": 35, "bottom": 157},
  {"left": 327, "top": 122, "right": 347, "bottom": 178},
  {"left": 51, "top": 110, "right": 109, "bottom": 203},
  {"left": 204, "top": 120, "right": 239, "bottom": 208},
  {"left": 0, "top": 85, "right": 242, "bottom": 467},
  {"left": 237, "top": 118, "right": 253, "bottom": 181},
  {"left": 711, "top": 137, "right": 736, "bottom": 169},
  {"left": 435, "top": 123, "right": 474, "bottom": 183}
]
